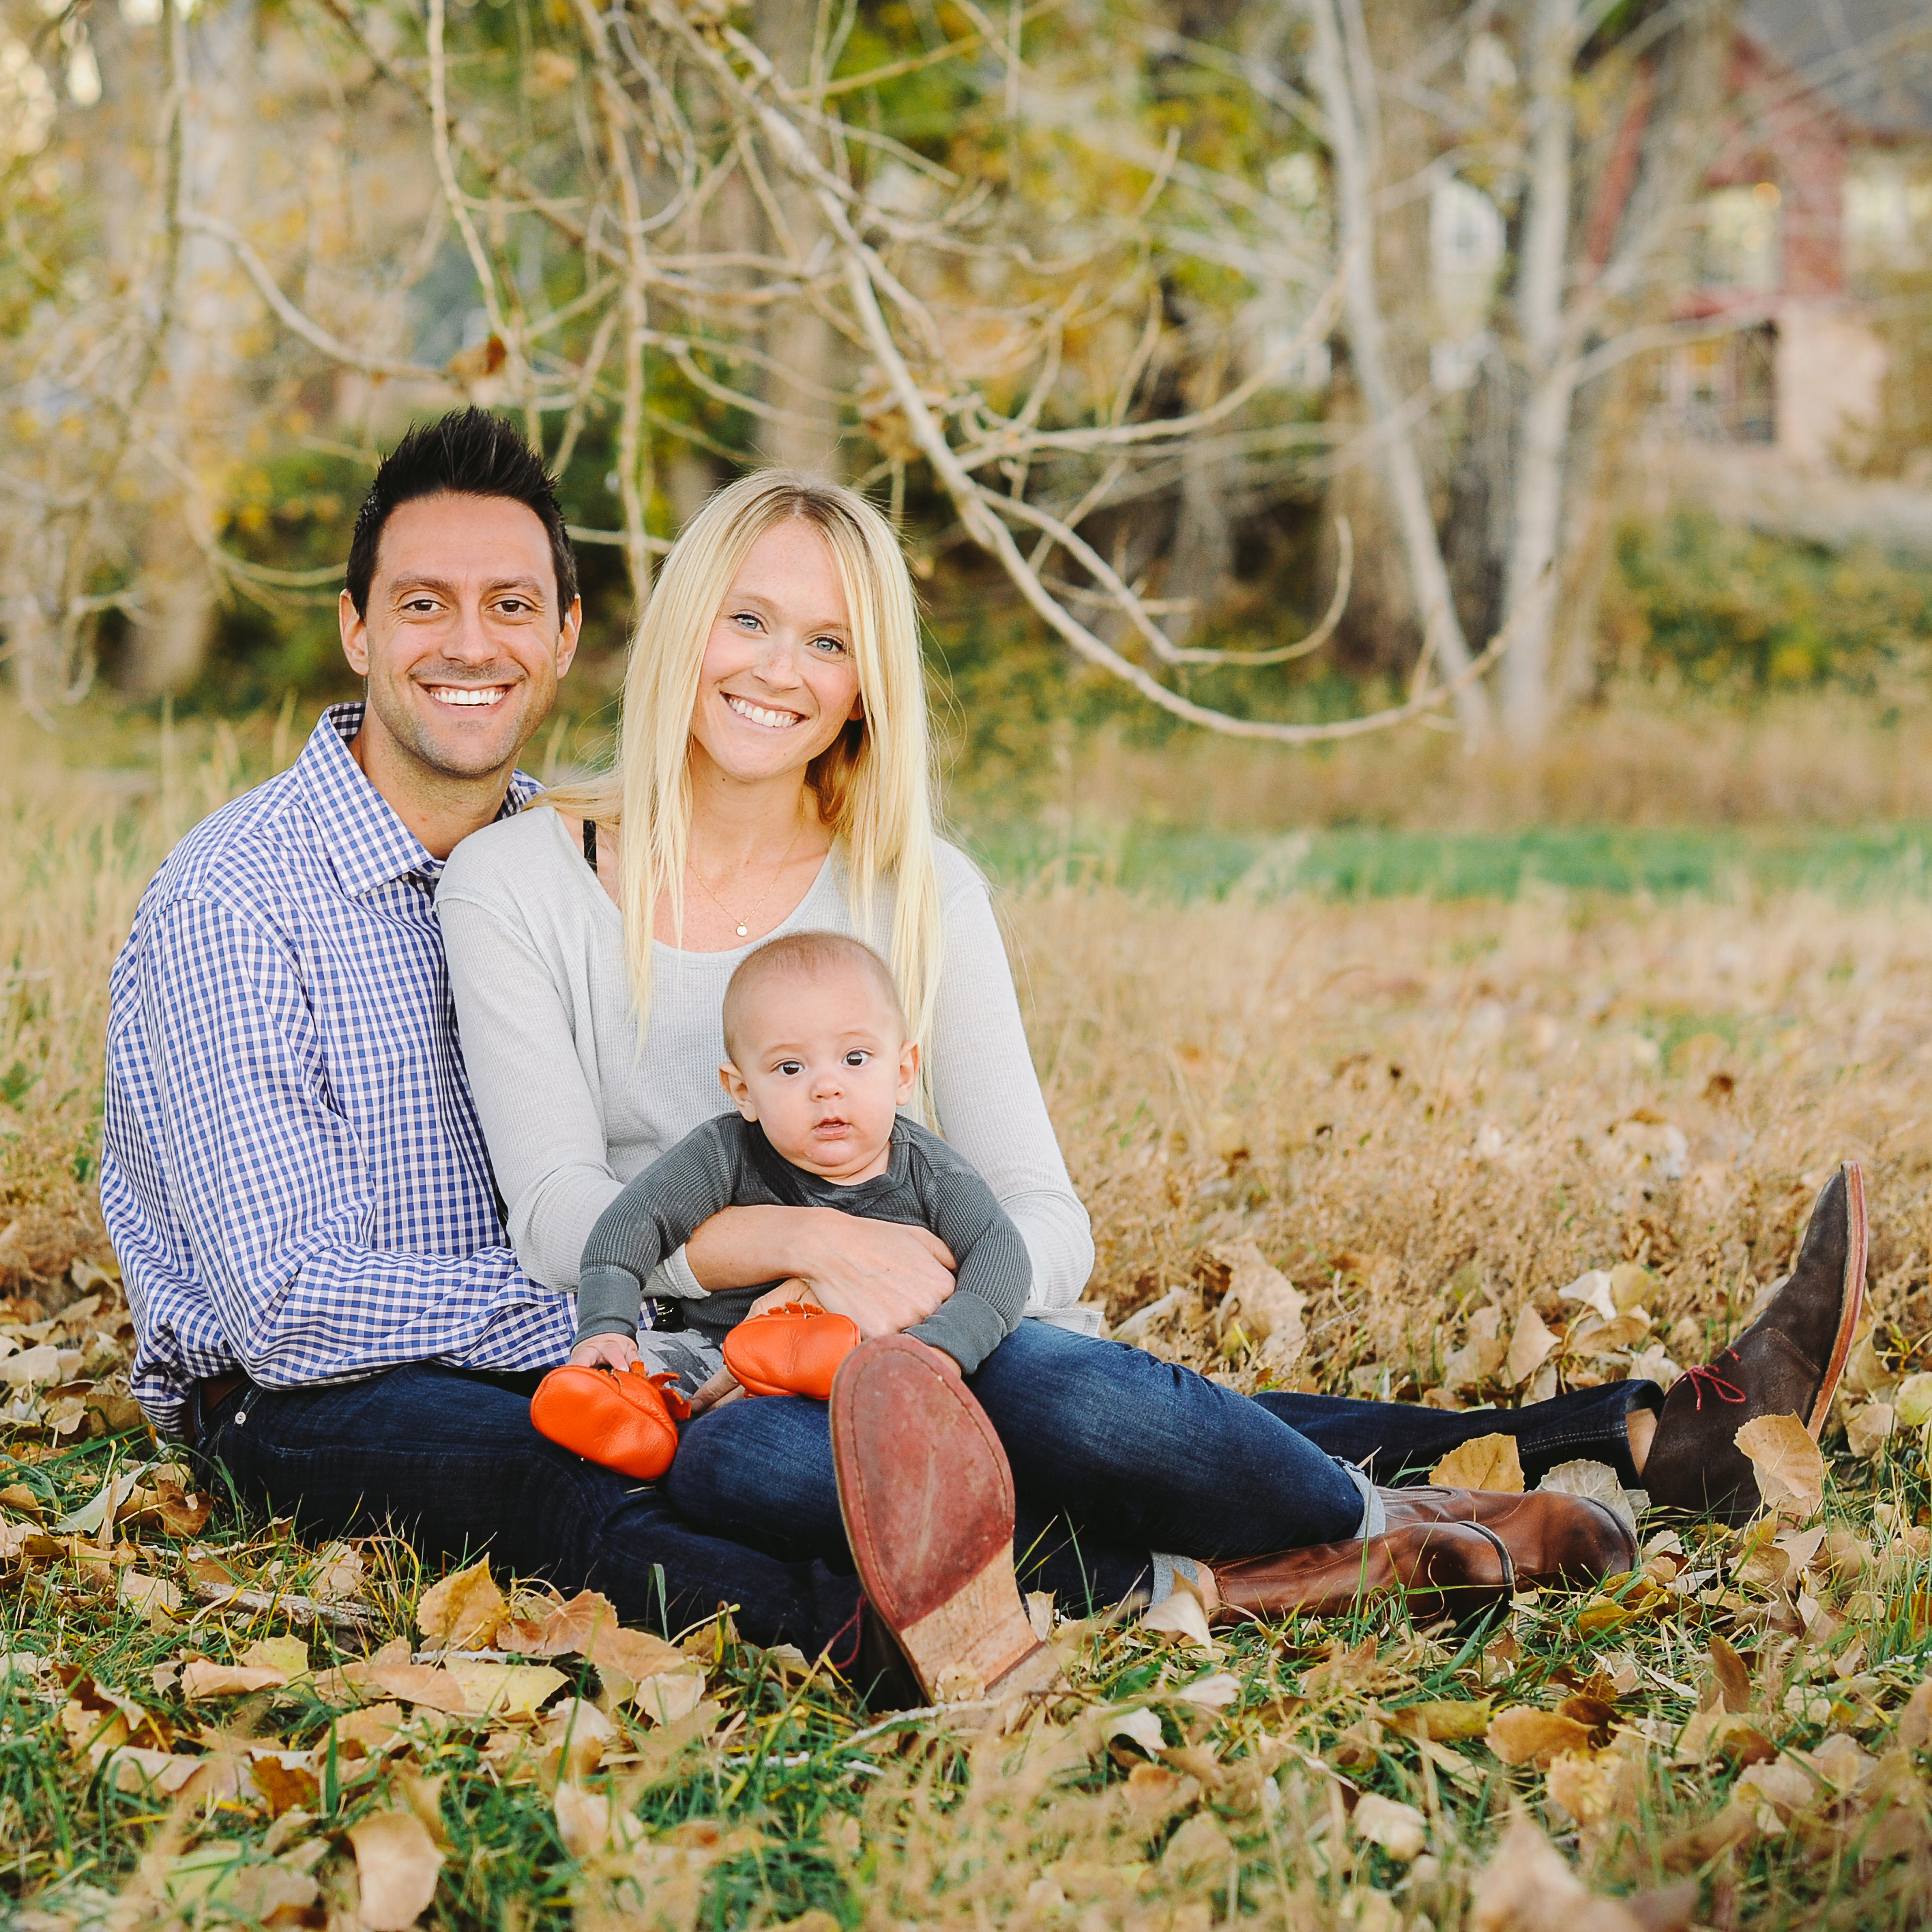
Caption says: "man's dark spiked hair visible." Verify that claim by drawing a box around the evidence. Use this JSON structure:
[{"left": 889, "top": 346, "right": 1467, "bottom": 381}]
[{"left": 345, "top": 408, "right": 578, "bottom": 617}]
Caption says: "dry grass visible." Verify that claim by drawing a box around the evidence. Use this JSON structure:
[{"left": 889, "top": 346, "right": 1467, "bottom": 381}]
[
  {"left": 6, "top": 699, "right": 1932, "bottom": 1930},
  {"left": 963, "top": 688, "right": 1932, "bottom": 833}
]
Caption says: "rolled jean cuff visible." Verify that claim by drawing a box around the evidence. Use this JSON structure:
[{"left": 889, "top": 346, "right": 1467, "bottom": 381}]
[{"left": 1342, "top": 1461, "right": 1386, "bottom": 1540}]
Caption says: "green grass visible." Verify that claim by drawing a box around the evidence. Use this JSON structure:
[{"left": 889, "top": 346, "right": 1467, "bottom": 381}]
[{"left": 960, "top": 820, "right": 1932, "bottom": 904}]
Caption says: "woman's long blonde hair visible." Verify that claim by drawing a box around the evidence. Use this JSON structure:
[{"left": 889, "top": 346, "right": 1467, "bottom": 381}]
[{"left": 542, "top": 470, "right": 943, "bottom": 1062}]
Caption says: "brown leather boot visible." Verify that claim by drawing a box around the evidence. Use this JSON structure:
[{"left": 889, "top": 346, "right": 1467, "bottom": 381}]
[
  {"left": 1210, "top": 1520, "right": 1514, "bottom": 1626},
  {"left": 830, "top": 1336, "right": 1057, "bottom": 1704},
  {"left": 1642, "top": 1162, "right": 1867, "bottom": 1525},
  {"left": 1377, "top": 1487, "right": 1637, "bottom": 1587}
]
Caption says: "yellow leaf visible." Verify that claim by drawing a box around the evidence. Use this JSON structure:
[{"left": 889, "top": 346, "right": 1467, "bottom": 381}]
[
  {"left": 1430, "top": 1433, "right": 1525, "bottom": 1493},
  {"left": 1734, "top": 1414, "right": 1824, "bottom": 1521},
  {"left": 443, "top": 1660, "right": 567, "bottom": 1719},
  {"left": 1141, "top": 1579, "right": 1217, "bottom": 1652},
  {"left": 1487, "top": 1706, "right": 1597, "bottom": 1768},
  {"left": 241, "top": 1635, "right": 310, "bottom": 1680},
  {"left": 1895, "top": 1373, "right": 1932, "bottom": 1429},
  {"left": 415, "top": 1555, "right": 508, "bottom": 1651},
  {"left": 1207, "top": 1242, "right": 1306, "bottom": 1369},
  {"left": 348, "top": 1811, "right": 443, "bottom": 1931},
  {"left": 1394, "top": 1696, "right": 1494, "bottom": 1742}
]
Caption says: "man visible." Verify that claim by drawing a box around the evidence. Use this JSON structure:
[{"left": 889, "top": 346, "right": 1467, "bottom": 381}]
[{"left": 100, "top": 408, "right": 1867, "bottom": 1703}]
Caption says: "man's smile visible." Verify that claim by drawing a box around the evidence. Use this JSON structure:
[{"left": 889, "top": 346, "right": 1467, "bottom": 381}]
[
  {"left": 725, "top": 693, "right": 806, "bottom": 730},
  {"left": 423, "top": 683, "right": 513, "bottom": 708}
]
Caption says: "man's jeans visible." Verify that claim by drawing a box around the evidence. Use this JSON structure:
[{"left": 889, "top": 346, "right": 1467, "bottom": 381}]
[{"left": 205, "top": 1323, "right": 1658, "bottom": 1656}]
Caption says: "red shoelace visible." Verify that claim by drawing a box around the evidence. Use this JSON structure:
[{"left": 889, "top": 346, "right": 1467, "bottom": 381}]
[{"left": 1680, "top": 1351, "right": 1746, "bottom": 1409}]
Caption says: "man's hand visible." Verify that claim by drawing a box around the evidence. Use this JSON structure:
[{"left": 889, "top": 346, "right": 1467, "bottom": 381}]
[
  {"left": 686, "top": 1366, "right": 746, "bottom": 1416},
  {"left": 792, "top": 1214, "right": 957, "bottom": 1338},
  {"left": 568, "top": 1333, "right": 640, "bottom": 1371}
]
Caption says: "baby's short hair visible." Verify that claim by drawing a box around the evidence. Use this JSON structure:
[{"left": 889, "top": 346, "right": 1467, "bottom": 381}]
[{"left": 722, "top": 931, "right": 907, "bottom": 1062}]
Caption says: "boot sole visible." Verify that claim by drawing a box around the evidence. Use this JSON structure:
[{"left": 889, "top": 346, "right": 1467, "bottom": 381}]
[
  {"left": 830, "top": 1336, "right": 1047, "bottom": 1704},
  {"left": 1804, "top": 1160, "right": 1867, "bottom": 1439}
]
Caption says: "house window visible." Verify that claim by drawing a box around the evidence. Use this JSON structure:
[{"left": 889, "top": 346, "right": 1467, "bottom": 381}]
[
  {"left": 1699, "top": 183, "right": 1781, "bottom": 291},
  {"left": 1845, "top": 156, "right": 1932, "bottom": 287}
]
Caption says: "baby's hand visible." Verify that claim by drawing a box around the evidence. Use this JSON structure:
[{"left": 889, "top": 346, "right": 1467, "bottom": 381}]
[
  {"left": 569, "top": 1333, "right": 641, "bottom": 1371},
  {"left": 686, "top": 1366, "right": 746, "bottom": 1416},
  {"left": 748, "top": 1278, "right": 821, "bottom": 1319}
]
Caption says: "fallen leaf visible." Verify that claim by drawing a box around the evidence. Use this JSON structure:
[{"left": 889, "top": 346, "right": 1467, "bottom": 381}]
[
  {"left": 1708, "top": 1635, "right": 1753, "bottom": 1714},
  {"left": 1171, "top": 1671, "right": 1242, "bottom": 1712},
  {"left": 312, "top": 1540, "right": 368, "bottom": 1602},
  {"left": 0, "top": 1344, "right": 61, "bottom": 1387},
  {"left": 1846, "top": 1402, "right": 1896, "bottom": 1460},
  {"left": 1469, "top": 1813, "right": 1645, "bottom": 1932},
  {"left": 1807, "top": 1732, "right": 1878, "bottom": 1794},
  {"left": 1393, "top": 1697, "right": 1493, "bottom": 1742},
  {"left": 415, "top": 1556, "right": 508, "bottom": 1651},
  {"left": 1538, "top": 1459, "right": 1639, "bottom": 1538},
  {"left": 153, "top": 1472, "right": 211, "bottom": 1538},
  {"left": 1734, "top": 1414, "right": 1824, "bottom": 1521},
  {"left": 1559, "top": 1271, "right": 1618, "bottom": 1323},
  {"left": 1102, "top": 1707, "right": 1167, "bottom": 1755},
  {"left": 630, "top": 1665, "right": 707, "bottom": 1725},
  {"left": 243, "top": 1635, "right": 311, "bottom": 1680},
  {"left": 443, "top": 1660, "right": 567, "bottom": 1719},
  {"left": 349, "top": 1810, "right": 443, "bottom": 1930},
  {"left": 180, "top": 1660, "right": 290, "bottom": 1701},
  {"left": 1507, "top": 1305, "right": 1560, "bottom": 1388},
  {"left": 1900, "top": 1681, "right": 1932, "bottom": 1752},
  {"left": 1141, "top": 1579, "right": 1217, "bottom": 1651},
  {"left": 1487, "top": 1707, "right": 1597, "bottom": 1769},
  {"left": 1351, "top": 1791, "right": 1427, "bottom": 1861},
  {"left": 1207, "top": 1242, "right": 1307, "bottom": 1371},
  {"left": 1160, "top": 1813, "right": 1231, "bottom": 1881},
  {"left": 554, "top": 1779, "right": 645, "bottom": 1858},
  {"left": 117, "top": 1571, "right": 182, "bottom": 1624},
  {"left": 1431, "top": 1433, "right": 1525, "bottom": 1494},
  {"left": 250, "top": 1757, "right": 319, "bottom": 1817},
  {"left": 1895, "top": 1373, "right": 1932, "bottom": 1429}
]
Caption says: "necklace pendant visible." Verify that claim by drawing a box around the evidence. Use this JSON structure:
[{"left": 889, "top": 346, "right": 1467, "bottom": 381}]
[{"left": 735, "top": 923, "right": 749, "bottom": 937}]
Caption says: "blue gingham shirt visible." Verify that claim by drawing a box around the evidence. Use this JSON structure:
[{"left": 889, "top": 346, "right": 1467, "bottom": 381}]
[{"left": 100, "top": 703, "right": 577, "bottom": 1437}]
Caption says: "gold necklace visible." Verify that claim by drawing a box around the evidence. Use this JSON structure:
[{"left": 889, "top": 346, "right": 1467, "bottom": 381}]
[{"left": 688, "top": 819, "right": 807, "bottom": 939}]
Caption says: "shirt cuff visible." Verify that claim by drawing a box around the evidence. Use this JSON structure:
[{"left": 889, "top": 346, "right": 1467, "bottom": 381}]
[
  {"left": 652, "top": 1246, "right": 707, "bottom": 1301},
  {"left": 907, "top": 1296, "right": 1009, "bottom": 1376},
  {"left": 574, "top": 1263, "right": 643, "bottom": 1342}
]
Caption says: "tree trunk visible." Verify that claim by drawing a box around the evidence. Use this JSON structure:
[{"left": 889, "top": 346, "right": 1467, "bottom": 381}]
[
  {"left": 1499, "top": 0, "right": 1579, "bottom": 745},
  {"left": 1305, "top": 0, "right": 1491, "bottom": 739},
  {"left": 754, "top": 0, "right": 843, "bottom": 472}
]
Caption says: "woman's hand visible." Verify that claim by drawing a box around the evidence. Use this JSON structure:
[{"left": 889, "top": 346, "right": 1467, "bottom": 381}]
[
  {"left": 568, "top": 1333, "right": 641, "bottom": 1371},
  {"left": 791, "top": 1214, "right": 957, "bottom": 1338},
  {"left": 684, "top": 1206, "right": 957, "bottom": 1340}
]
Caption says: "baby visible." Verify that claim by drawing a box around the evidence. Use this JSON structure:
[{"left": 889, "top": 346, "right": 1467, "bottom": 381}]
[{"left": 570, "top": 929, "right": 1030, "bottom": 1401}]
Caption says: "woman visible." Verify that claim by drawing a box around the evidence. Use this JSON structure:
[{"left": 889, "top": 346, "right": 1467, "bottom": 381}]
[{"left": 441, "top": 471, "right": 1864, "bottom": 1684}]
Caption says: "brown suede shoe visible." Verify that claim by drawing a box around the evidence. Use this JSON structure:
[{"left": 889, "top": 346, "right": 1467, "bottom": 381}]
[
  {"left": 1642, "top": 1162, "right": 1867, "bottom": 1524},
  {"left": 1209, "top": 1520, "right": 1514, "bottom": 1627},
  {"left": 830, "top": 1336, "right": 1057, "bottom": 1703},
  {"left": 1377, "top": 1487, "right": 1637, "bottom": 1587}
]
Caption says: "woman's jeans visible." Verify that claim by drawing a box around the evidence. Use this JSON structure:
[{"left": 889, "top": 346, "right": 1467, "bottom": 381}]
[{"left": 205, "top": 1322, "right": 1658, "bottom": 1658}]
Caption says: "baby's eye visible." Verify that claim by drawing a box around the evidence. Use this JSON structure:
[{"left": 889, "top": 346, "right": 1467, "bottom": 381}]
[
  {"left": 776, "top": 1059, "right": 804, "bottom": 1077},
  {"left": 843, "top": 1050, "right": 870, "bottom": 1067}
]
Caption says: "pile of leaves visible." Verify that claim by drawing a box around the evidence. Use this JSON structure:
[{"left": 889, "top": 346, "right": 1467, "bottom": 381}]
[{"left": 8, "top": 1256, "right": 1932, "bottom": 1932}]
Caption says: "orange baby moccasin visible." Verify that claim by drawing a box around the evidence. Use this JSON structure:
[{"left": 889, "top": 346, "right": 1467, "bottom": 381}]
[
  {"left": 530, "top": 1362, "right": 692, "bottom": 1480},
  {"left": 722, "top": 1302, "right": 862, "bottom": 1401}
]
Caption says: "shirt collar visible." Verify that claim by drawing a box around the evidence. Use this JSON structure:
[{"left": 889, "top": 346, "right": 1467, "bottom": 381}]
[{"left": 297, "top": 702, "right": 542, "bottom": 898}]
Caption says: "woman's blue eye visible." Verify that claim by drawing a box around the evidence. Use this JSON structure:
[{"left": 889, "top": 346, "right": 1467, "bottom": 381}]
[{"left": 812, "top": 636, "right": 846, "bottom": 654}]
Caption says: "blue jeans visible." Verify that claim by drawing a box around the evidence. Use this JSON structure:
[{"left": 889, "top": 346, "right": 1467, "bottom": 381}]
[
  {"left": 666, "top": 1324, "right": 1660, "bottom": 1602},
  {"left": 205, "top": 1326, "right": 1658, "bottom": 1655}
]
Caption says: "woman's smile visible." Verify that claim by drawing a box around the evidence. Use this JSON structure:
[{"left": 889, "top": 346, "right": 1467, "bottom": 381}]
[{"left": 724, "top": 693, "right": 807, "bottom": 731}]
